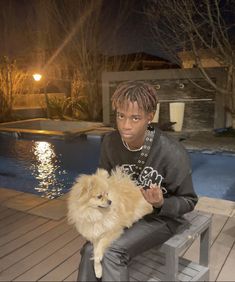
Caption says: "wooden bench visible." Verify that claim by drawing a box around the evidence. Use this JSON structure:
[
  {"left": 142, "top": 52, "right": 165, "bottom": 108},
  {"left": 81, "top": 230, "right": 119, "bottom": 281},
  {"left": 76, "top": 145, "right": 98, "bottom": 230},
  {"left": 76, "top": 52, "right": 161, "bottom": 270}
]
[{"left": 129, "top": 210, "right": 212, "bottom": 281}]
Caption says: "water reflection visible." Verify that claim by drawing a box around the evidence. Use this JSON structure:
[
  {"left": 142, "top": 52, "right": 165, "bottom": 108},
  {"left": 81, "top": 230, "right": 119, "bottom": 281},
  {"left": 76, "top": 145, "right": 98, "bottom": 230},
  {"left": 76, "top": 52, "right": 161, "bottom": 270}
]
[{"left": 30, "top": 141, "right": 66, "bottom": 199}]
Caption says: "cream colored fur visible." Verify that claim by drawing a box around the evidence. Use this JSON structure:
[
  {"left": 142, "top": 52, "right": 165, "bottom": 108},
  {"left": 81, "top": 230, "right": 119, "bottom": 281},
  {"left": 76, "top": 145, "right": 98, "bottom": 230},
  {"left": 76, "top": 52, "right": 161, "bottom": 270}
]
[{"left": 67, "top": 167, "right": 153, "bottom": 278}]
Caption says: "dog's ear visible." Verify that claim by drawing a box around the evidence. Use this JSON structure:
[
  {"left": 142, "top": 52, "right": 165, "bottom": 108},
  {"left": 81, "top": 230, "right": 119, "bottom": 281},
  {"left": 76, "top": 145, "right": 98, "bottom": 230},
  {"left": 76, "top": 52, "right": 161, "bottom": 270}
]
[
  {"left": 73, "top": 174, "right": 93, "bottom": 197},
  {"left": 96, "top": 169, "right": 109, "bottom": 179}
]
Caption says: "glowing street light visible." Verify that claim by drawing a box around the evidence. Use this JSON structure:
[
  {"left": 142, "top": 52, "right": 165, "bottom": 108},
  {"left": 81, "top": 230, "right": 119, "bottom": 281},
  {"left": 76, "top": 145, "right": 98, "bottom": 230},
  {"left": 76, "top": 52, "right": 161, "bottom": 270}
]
[
  {"left": 32, "top": 72, "right": 50, "bottom": 118},
  {"left": 33, "top": 73, "right": 42, "bottom": 82}
]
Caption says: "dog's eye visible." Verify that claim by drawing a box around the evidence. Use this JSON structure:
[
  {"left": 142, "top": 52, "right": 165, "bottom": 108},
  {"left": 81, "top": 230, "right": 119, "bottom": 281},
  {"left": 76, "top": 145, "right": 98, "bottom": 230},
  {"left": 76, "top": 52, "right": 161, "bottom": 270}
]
[{"left": 97, "top": 195, "right": 102, "bottom": 199}]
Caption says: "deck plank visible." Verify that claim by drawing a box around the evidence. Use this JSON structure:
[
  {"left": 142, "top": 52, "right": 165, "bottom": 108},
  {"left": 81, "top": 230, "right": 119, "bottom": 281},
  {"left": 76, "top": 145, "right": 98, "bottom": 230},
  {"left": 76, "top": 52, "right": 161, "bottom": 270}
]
[
  {"left": 209, "top": 216, "right": 235, "bottom": 281},
  {"left": 209, "top": 214, "right": 230, "bottom": 243},
  {"left": 38, "top": 251, "right": 82, "bottom": 281},
  {"left": 0, "top": 225, "right": 78, "bottom": 281},
  {"left": 216, "top": 240, "right": 235, "bottom": 281},
  {"left": 63, "top": 270, "right": 78, "bottom": 282},
  {"left": 0, "top": 217, "right": 49, "bottom": 248},
  {"left": 13, "top": 236, "right": 84, "bottom": 281},
  {"left": 0, "top": 219, "right": 67, "bottom": 272},
  {"left": 0, "top": 213, "right": 38, "bottom": 237},
  {"left": 0, "top": 207, "right": 17, "bottom": 220},
  {"left": 0, "top": 188, "right": 23, "bottom": 203}
]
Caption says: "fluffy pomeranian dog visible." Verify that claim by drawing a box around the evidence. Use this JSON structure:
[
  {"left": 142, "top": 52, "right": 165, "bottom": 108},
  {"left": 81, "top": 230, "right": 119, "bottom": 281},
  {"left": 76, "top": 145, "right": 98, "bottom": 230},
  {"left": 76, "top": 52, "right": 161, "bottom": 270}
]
[{"left": 67, "top": 167, "right": 153, "bottom": 278}]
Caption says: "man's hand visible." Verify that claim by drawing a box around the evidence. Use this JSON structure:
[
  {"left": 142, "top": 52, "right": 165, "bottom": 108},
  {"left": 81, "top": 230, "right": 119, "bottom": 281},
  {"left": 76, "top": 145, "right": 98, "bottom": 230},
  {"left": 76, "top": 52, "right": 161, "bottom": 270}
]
[{"left": 140, "top": 184, "right": 164, "bottom": 208}]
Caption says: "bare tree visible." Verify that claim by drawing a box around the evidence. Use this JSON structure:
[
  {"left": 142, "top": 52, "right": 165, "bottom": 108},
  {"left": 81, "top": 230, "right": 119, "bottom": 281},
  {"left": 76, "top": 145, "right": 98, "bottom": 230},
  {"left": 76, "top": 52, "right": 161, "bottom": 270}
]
[
  {"left": 0, "top": 0, "right": 140, "bottom": 121},
  {"left": 147, "top": 0, "right": 235, "bottom": 128},
  {"left": 26, "top": 0, "right": 138, "bottom": 121},
  {"left": 0, "top": 57, "right": 30, "bottom": 121}
]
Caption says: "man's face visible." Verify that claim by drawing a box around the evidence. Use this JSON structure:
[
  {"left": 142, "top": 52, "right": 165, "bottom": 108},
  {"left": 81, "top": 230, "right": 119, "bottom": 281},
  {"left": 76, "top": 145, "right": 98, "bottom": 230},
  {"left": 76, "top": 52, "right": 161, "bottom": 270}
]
[{"left": 116, "top": 101, "right": 154, "bottom": 146}]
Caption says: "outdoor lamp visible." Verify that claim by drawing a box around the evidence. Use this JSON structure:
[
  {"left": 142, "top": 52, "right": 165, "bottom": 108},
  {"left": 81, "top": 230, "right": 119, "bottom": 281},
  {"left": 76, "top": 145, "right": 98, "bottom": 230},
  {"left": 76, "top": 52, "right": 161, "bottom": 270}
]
[{"left": 33, "top": 73, "right": 42, "bottom": 81}]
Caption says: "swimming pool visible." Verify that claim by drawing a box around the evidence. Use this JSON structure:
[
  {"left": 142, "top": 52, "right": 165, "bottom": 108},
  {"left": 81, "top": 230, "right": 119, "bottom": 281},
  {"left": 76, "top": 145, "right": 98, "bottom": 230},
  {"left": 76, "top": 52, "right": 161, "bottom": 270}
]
[
  {"left": 0, "top": 134, "right": 102, "bottom": 199},
  {"left": 0, "top": 135, "right": 235, "bottom": 201},
  {"left": 189, "top": 151, "right": 235, "bottom": 201}
]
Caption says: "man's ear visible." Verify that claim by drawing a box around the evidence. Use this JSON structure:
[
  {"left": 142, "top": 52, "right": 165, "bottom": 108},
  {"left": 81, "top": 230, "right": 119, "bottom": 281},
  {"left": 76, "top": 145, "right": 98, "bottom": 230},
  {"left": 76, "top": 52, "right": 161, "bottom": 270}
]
[{"left": 148, "top": 112, "right": 155, "bottom": 123}]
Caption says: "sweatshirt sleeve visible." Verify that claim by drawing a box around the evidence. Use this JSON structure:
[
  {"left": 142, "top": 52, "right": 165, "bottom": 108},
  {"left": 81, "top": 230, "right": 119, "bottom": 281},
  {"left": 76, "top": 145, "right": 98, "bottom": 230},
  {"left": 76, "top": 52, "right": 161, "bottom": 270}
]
[
  {"left": 153, "top": 133, "right": 198, "bottom": 218},
  {"left": 157, "top": 172, "right": 198, "bottom": 218},
  {"left": 98, "top": 134, "right": 113, "bottom": 173}
]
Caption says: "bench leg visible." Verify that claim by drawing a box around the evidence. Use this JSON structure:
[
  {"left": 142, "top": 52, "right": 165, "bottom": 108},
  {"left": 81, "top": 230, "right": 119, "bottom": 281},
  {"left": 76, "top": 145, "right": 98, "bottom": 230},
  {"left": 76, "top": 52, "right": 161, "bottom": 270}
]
[
  {"left": 164, "top": 248, "right": 179, "bottom": 281},
  {"left": 203, "top": 269, "right": 210, "bottom": 281},
  {"left": 199, "top": 222, "right": 211, "bottom": 267}
]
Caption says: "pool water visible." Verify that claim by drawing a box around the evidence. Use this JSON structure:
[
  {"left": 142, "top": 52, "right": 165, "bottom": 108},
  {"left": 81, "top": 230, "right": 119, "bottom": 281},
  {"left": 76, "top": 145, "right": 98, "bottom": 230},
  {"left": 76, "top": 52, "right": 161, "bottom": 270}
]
[
  {"left": 190, "top": 151, "right": 235, "bottom": 201},
  {"left": 0, "top": 135, "right": 235, "bottom": 201},
  {"left": 0, "top": 135, "right": 101, "bottom": 199}
]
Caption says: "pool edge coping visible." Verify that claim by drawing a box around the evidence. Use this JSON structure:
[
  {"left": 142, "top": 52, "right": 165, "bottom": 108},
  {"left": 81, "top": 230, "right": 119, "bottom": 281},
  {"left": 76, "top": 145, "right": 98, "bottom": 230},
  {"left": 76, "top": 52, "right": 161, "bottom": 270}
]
[{"left": 0, "top": 118, "right": 112, "bottom": 139}]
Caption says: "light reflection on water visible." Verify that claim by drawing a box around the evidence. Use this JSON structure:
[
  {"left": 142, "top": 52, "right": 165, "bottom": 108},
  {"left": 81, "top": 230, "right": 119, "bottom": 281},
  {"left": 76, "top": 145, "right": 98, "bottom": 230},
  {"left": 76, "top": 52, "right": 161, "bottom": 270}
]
[
  {"left": 0, "top": 135, "right": 101, "bottom": 199},
  {"left": 30, "top": 141, "right": 66, "bottom": 199}
]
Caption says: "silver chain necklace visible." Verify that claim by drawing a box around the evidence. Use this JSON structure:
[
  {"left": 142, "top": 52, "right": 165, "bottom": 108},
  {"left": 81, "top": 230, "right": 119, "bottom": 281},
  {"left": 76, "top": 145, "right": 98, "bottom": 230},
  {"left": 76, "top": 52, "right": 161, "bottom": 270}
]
[{"left": 121, "top": 139, "right": 143, "bottom": 152}]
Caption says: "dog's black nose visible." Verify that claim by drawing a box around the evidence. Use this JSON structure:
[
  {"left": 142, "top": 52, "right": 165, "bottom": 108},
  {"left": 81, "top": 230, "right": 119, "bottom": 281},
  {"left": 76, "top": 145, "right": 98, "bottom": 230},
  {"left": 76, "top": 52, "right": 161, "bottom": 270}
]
[{"left": 108, "top": 200, "right": 112, "bottom": 205}]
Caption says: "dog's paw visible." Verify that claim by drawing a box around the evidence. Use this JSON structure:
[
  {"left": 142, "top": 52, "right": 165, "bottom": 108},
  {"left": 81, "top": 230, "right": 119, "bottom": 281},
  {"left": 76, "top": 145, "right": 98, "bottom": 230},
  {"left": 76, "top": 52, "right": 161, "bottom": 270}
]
[{"left": 94, "top": 261, "right": 102, "bottom": 278}]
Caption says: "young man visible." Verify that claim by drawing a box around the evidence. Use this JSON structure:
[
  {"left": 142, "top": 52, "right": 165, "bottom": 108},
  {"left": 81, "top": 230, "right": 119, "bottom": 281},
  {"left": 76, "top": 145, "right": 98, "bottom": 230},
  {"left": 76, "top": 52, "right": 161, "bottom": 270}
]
[{"left": 77, "top": 81, "right": 198, "bottom": 281}]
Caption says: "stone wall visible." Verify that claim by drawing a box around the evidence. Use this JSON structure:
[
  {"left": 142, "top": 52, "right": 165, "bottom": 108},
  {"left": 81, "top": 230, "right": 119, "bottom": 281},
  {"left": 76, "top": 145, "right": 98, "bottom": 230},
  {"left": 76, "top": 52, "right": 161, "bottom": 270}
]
[{"left": 102, "top": 68, "right": 226, "bottom": 131}]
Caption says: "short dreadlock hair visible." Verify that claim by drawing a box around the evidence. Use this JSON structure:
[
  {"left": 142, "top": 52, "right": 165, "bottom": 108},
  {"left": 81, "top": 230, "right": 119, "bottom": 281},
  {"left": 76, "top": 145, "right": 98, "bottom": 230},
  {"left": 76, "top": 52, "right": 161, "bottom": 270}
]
[{"left": 111, "top": 81, "right": 158, "bottom": 113}]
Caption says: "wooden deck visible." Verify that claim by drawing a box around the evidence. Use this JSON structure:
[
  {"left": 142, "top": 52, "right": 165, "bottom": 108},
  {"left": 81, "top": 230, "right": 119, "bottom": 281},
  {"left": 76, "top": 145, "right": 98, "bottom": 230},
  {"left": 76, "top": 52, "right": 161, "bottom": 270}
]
[{"left": 0, "top": 190, "right": 234, "bottom": 281}]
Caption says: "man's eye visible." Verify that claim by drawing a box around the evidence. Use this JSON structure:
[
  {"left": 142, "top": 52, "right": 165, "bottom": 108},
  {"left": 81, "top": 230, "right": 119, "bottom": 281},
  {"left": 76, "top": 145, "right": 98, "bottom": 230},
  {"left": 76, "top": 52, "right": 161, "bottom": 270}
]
[
  {"left": 117, "top": 114, "right": 124, "bottom": 119},
  {"left": 133, "top": 117, "right": 140, "bottom": 121},
  {"left": 97, "top": 195, "right": 102, "bottom": 199}
]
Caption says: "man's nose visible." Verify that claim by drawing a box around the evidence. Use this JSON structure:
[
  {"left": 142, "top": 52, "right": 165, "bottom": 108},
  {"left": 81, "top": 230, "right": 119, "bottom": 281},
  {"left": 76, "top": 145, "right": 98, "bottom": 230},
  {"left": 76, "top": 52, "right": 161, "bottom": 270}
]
[{"left": 122, "top": 118, "right": 132, "bottom": 129}]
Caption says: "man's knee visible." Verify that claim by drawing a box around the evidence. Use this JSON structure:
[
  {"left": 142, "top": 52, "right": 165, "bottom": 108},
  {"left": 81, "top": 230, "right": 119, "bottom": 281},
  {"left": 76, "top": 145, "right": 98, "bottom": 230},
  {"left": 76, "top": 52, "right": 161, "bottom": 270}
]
[
  {"left": 81, "top": 241, "right": 130, "bottom": 266},
  {"left": 103, "top": 243, "right": 130, "bottom": 266}
]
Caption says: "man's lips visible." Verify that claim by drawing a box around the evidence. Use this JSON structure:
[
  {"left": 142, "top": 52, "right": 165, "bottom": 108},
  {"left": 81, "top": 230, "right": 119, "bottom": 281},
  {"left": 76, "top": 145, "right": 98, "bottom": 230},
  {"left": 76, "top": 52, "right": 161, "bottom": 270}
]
[{"left": 121, "top": 132, "right": 133, "bottom": 138}]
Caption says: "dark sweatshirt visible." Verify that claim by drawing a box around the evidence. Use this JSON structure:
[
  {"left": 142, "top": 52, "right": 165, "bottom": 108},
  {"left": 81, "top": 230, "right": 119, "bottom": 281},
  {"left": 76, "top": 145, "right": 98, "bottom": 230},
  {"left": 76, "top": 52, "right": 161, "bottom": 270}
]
[{"left": 99, "top": 126, "right": 198, "bottom": 232}]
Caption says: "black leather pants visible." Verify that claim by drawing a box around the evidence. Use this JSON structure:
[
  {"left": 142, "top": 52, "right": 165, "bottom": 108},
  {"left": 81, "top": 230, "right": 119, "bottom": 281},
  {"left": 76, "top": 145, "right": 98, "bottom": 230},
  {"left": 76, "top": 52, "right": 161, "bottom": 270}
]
[{"left": 77, "top": 215, "right": 174, "bottom": 282}]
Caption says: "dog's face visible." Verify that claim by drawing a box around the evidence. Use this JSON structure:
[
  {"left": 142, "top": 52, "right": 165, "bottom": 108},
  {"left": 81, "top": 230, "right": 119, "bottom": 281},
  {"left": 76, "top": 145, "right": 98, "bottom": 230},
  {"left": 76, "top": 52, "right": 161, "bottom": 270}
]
[
  {"left": 75, "top": 169, "right": 112, "bottom": 209},
  {"left": 88, "top": 188, "right": 112, "bottom": 209}
]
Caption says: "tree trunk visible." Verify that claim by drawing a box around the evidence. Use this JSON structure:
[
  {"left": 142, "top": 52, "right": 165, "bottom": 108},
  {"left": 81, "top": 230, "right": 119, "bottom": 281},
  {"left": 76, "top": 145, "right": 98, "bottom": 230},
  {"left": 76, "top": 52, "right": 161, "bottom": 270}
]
[
  {"left": 232, "top": 114, "right": 235, "bottom": 129},
  {"left": 231, "top": 71, "right": 235, "bottom": 129}
]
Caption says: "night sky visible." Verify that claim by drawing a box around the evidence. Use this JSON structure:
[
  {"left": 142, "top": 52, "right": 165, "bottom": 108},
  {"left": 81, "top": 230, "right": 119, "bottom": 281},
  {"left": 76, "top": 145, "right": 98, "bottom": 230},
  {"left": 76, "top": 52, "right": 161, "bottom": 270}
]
[
  {"left": 99, "top": 0, "right": 157, "bottom": 56},
  {"left": 0, "top": 0, "right": 160, "bottom": 60},
  {"left": 0, "top": 0, "right": 234, "bottom": 61}
]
